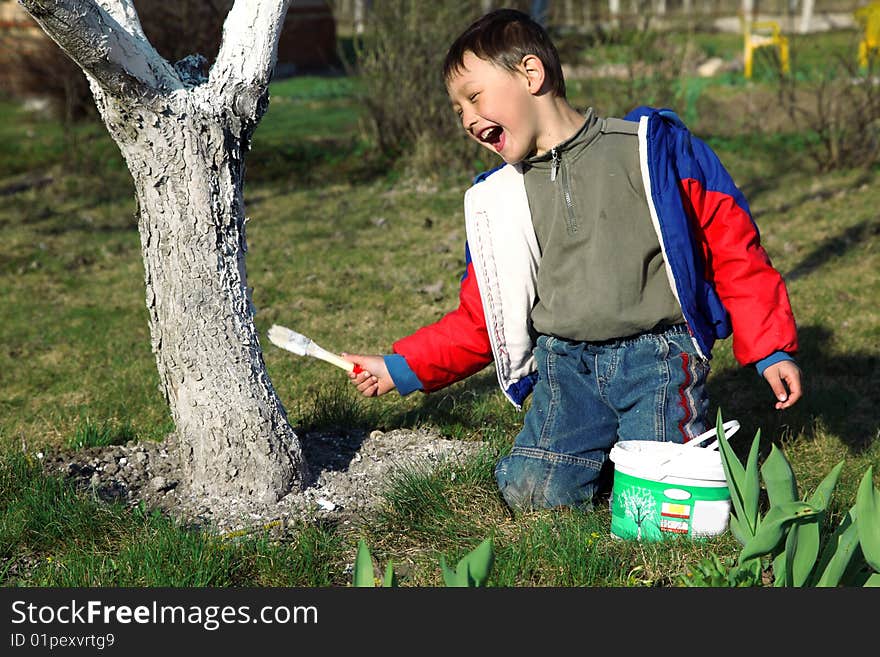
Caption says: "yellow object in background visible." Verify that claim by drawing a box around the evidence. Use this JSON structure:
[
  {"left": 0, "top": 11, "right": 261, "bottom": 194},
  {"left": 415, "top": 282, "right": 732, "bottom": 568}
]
[
  {"left": 743, "top": 19, "right": 791, "bottom": 79},
  {"left": 855, "top": 1, "right": 880, "bottom": 69}
]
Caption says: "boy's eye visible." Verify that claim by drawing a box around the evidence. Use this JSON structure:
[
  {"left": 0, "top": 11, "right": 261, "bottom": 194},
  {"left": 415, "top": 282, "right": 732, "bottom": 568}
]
[{"left": 469, "top": 92, "right": 479, "bottom": 102}]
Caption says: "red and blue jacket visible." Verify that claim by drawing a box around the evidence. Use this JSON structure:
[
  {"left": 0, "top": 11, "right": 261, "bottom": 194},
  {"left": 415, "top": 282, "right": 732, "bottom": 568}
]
[{"left": 384, "top": 107, "right": 798, "bottom": 407}]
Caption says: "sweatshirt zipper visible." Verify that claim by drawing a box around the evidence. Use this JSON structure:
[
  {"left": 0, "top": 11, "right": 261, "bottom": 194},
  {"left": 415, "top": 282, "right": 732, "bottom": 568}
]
[
  {"left": 550, "top": 147, "right": 577, "bottom": 234},
  {"left": 550, "top": 148, "right": 559, "bottom": 181}
]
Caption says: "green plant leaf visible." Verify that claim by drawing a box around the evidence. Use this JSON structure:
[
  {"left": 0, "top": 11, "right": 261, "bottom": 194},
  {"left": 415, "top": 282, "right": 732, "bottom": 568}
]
[
  {"left": 773, "top": 545, "right": 790, "bottom": 587},
  {"left": 353, "top": 539, "right": 375, "bottom": 587},
  {"left": 439, "top": 555, "right": 458, "bottom": 587},
  {"left": 739, "top": 557, "right": 763, "bottom": 587},
  {"left": 761, "top": 444, "right": 798, "bottom": 506},
  {"left": 856, "top": 467, "right": 880, "bottom": 571},
  {"left": 460, "top": 561, "right": 472, "bottom": 587},
  {"left": 743, "top": 429, "right": 762, "bottom": 536},
  {"left": 774, "top": 497, "right": 826, "bottom": 587},
  {"left": 790, "top": 518, "right": 821, "bottom": 587},
  {"left": 815, "top": 508, "right": 859, "bottom": 587},
  {"left": 807, "top": 461, "right": 844, "bottom": 512},
  {"left": 780, "top": 460, "right": 845, "bottom": 587},
  {"left": 456, "top": 537, "right": 494, "bottom": 587},
  {"left": 729, "top": 514, "right": 749, "bottom": 545},
  {"left": 864, "top": 573, "right": 880, "bottom": 587},
  {"left": 715, "top": 411, "right": 750, "bottom": 535},
  {"left": 681, "top": 555, "right": 734, "bottom": 587},
  {"left": 739, "top": 501, "right": 819, "bottom": 564},
  {"left": 840, "top": 547, "right": 872, "bottom": 586},
  {"left": 383, "top": 561, "right": 397, "bottom": 587},
  {"left": 440, "top": 554, "right": 470, "bottom": 587}
]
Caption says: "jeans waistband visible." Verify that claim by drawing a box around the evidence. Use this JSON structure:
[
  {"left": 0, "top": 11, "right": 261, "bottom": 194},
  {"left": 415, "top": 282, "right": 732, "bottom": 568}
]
[{"left": 539, "top": 323, "right": 690, "bottom": 351}]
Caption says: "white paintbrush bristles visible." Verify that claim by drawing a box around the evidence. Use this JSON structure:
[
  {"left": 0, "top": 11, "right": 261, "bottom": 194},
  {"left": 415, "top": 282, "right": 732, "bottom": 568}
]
[
  {"left": 267, "top": 324, "right": 355, "bottom": 372},
  {"left": 267, "top": 324, "right": 309, "bottom": 355}
]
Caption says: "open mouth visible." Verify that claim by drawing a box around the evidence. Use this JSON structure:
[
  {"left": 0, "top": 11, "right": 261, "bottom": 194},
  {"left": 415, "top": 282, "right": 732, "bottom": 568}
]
[{"left": 478, "top": 126, "right": 505, "bottom": 152}]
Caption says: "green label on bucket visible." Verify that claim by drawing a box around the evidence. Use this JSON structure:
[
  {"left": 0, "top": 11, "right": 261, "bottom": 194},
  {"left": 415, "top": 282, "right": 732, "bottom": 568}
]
[{"left": 610, "top": 470, "right": 731, "bottom": 541}]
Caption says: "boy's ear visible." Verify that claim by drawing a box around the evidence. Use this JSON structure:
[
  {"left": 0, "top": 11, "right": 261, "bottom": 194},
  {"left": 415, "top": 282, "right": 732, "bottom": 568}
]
[{"left": 520, "top": 54, "right": 546, "bottom": 95}]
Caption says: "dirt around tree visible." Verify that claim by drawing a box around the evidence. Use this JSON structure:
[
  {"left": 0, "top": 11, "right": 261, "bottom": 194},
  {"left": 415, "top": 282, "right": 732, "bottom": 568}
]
[{"left": 40, "top": 429, "right": 486, "bottom": 535}]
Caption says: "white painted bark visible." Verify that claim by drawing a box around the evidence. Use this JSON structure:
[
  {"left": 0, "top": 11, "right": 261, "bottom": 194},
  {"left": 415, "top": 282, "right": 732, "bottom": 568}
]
[{"left": 20, "top": 0, "right": 309, "bottom": 503}]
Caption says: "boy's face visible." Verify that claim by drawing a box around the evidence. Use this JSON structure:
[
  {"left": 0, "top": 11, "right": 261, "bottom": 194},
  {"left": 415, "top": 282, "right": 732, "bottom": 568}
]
[{"left": 447, "top": 51, "right": 541, "bottom": 164}]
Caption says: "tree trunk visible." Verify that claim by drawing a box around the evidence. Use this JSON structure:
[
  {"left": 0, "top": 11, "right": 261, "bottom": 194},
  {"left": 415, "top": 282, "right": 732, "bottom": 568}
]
[
  {"left": 21, "top": 0, "right": 308, "bottom": 503},
  {"left": 120, "top": 90, "right": 306, "bottom": 503}
]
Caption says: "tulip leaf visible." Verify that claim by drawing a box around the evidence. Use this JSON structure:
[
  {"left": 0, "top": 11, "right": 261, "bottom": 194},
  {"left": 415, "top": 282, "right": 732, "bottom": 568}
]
[
  {"left": 461, "top": 561, "right": 473, "bottom": 587},
  {"left": 807, "top": 461, "right": 844, "bottom": 512},
  {"left": 716, "top": 411, "right": 750, "bottom": 534},
  {"left": 439, "top": 555, "right": 460, "bottom": 587},
  {"left": 353, "top": 539, "right": 375, "bottom": 587},
  {"left": 729, "top": 514, "right": 749, "bottom": 546},
  {"left": 790, "top": 518, "right": 821, "bottom": 587},
  {"left": 855, "top": 467, "right": 880, "bottom": 571},
  {"left": 740, "top": 501, "right": 819, "bottom": 564},
  {"left": 778, "top": 461, "right": 844, "bottom": 587},
  {"left": 773, "top": 525, "right": 813, "bottom": 587},
  {"left": 761, "top": 444, "right": 798, "bottom": 507},
  {"left": 742, "top": 429, "right": 762, "bottom": 536},
  {"left": 383, "top": 561, "right": 397, "bottom": 587},
  {"left": 457, "top": 537, "right": 494, "bottom": 587},
  {"left": 773, "top": 546, "right": 790, "bottom": 587},
  {"left": 815, "top": 508, "right": 859, "bottom": 587}
]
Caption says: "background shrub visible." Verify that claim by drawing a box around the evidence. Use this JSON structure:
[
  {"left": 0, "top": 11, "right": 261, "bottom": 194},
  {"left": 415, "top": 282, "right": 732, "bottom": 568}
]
[
  {"left": 344, "top": 0, "right": 490, "bottom": 178},
  {"left": 775, "top": 52, "right": 880, "bottom": 172}
]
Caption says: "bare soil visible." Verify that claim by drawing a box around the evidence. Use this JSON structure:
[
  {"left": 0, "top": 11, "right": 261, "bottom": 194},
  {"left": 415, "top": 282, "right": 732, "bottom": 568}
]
[{"left": 41, "top": 429, "right": 485, "bottom": 535}]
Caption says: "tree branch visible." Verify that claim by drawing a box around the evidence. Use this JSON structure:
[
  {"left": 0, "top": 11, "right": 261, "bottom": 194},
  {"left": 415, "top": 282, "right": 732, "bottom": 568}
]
[
  {"left": 209, "top": 0, "right": 292, "bottom": 117},
  {"left": 19, "top": 0, "right": 181, "bottom": 99},
  {"left": 94, "top": 0, "right": 147, "bottom": 41}
]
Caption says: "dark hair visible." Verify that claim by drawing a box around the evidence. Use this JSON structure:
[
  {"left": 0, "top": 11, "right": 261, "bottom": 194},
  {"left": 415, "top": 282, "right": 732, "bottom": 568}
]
[{"left": 443, "top": 8, "right": 566, "bottom": 98}]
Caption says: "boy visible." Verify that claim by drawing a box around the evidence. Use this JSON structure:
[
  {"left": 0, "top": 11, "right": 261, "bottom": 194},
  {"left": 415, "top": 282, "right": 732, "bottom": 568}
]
[{"left": 343, "top": 9, "right": 802, "bottom": 511}]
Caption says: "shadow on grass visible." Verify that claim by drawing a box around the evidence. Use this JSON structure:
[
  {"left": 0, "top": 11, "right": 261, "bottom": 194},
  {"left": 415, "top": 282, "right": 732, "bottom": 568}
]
[
  {"left": 752, "top": 172, "right": 875, "bottom": 226},
  {"left": 708, "top": 325, "right": 880, "bottom": 455},
  {"left": 783, "top": 217, "right": 880, "bottom": 282},
  {"left": 386, "top": 372, "right": 510, "bottom": 433}
]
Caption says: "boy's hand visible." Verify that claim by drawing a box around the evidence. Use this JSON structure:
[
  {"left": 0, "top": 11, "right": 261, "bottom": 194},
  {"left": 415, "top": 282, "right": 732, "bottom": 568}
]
[
  {"left": 341, "top": 353, "right": 396, "bottom": 397},
  {"left": 762, "top": 360, "right": 803, "bottom": 410}
]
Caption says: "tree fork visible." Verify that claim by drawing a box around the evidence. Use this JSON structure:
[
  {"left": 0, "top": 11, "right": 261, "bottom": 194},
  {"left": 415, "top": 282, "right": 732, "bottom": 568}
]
[{"left": 21, "top": 0, "right": 308, "bottom": 503}]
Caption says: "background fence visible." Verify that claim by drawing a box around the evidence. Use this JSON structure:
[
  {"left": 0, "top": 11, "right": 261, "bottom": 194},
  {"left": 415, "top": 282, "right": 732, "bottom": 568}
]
[{"left": 327, "top": 0, "right": 869, "bottom": 34}]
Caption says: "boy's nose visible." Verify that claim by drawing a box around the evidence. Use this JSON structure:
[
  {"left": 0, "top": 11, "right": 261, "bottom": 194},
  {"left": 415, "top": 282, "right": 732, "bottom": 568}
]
[{"left": 460, "top": 109, "right": 477, "bottom": 133}]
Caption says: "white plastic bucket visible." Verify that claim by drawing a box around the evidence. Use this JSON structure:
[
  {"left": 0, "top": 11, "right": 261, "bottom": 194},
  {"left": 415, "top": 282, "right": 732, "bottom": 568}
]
[{"left": 608, "top": 420, "right": 740, "bottom": 541}]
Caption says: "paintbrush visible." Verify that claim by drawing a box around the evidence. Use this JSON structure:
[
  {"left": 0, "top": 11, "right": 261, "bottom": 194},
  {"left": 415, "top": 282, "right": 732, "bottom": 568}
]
[{"left": 267, "top": 324, "right": 364, "bottom": 374}]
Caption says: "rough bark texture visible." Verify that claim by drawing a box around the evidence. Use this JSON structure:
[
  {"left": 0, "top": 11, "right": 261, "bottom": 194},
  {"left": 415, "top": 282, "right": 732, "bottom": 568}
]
[{"left": 21, "top": 0, "right": 307, "bottom": 502}]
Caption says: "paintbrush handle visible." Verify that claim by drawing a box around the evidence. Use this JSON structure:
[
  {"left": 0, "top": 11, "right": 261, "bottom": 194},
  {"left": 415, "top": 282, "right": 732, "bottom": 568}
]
[{"left": 307, "top": 343, "right": 356, "bottom": 372}]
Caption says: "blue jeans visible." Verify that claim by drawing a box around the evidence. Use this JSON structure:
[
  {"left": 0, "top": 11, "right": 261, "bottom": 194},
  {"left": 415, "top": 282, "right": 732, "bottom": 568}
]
[{"left": 495, "top": 324, "right": 710, "bottom": 511}]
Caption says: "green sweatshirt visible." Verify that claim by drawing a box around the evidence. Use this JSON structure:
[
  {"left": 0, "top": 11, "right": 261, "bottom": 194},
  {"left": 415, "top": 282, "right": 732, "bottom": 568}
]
[{"left": 523, "top": 109, "right": 684, "bottom": 342}]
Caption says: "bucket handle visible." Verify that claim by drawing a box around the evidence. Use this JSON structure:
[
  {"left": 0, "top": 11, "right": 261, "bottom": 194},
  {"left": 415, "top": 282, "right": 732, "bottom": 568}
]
[
  {"left": 648, "top": 420, "right": 741, "bottom": 479},
  {"left": 683, "top": 420, "right": 740, "bottom": 451}
]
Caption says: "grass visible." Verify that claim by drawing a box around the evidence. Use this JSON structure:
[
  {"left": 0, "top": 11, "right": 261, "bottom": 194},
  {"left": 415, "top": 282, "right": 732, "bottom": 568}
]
[
  {"left": 65, "top": 417, "right": 137, "bottom": 450},
  {"left": 1, "top": 24, "right": 879, "bottom": 586},
  {"left": 0, "top": 451, "right": 346, "bottom": 586}
]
